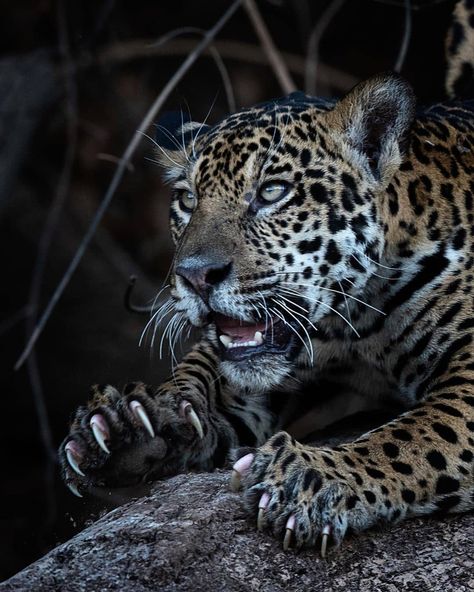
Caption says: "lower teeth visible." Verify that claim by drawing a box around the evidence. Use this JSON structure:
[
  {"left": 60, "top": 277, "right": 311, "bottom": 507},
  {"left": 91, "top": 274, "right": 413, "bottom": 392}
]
[{"left": 228, "top": 340, "right": 258, "bottom": 349}]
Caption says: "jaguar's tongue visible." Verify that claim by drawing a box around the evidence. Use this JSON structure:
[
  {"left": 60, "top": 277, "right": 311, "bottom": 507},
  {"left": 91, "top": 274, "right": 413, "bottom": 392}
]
[{"left": 214, "top": 314, "right": 268, "bottom": 349}]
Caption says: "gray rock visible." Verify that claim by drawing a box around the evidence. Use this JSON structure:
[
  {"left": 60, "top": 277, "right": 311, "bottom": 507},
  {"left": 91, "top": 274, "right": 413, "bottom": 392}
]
[{"left": 2, "top": 469, "right": 473, "bottom": 592}]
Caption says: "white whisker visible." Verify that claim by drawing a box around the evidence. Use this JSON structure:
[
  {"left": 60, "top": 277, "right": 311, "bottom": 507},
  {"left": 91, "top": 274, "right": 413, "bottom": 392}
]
[
  {"left": 279, "top": 285, "right": 361, "bottom": 338},
  {"left": 269, "top": 305, "right": 313, "bottom": 360},
  {"left": 277, "top": 279, "right": 385, "bottom": 316},
  {"left": 139, "top": 131, "right": 185, "bottom": 169},
  {"left": 355, "top": 247, "right": 401, "bottom": 271},
  {"left": 272, "top": 298, "right": 315, "bottom": 364},
  {"left": 351, "top": 254, "right": 399, "bottom": 281}
]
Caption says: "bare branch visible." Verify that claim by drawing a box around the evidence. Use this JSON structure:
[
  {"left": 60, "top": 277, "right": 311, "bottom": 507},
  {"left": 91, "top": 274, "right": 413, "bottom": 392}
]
[
  {"left": 244, "top": 0, "right": 297, "bottom": 94},
  {"left": 305, "top": 0, "right": 347, "bottom": 95},
  {"left": 15, "top": 0, "right": 244, "bottom": 371},
  {"left": 149, "top": 26, "right": 236, "bottom": 112},
  {"left": 394, "top": 0, "right": 412, "bottom": 73},
  {"left": 97, "top": 39, "right": 358, "bottom": 92}
]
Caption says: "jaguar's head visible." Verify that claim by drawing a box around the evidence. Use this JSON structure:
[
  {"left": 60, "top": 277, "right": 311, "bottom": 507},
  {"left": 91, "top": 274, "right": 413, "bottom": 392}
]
[{"left": 156, "top": 73, "right": 415, "bottom": 392}]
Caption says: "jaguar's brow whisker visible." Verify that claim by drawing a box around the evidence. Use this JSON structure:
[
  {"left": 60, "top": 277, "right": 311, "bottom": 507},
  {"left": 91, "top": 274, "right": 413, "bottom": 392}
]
[
  {"left": 154, "top": 125, "right": 188, "bottom": 156},
  {"left": 179, "top": 110, "right": 192, "bottom": 164},
  {"left": 140, "top": 131, "right": 185, "bottom": 170},
  {"left": 191, "top": 95, "right": 218, "bottom": 159}
]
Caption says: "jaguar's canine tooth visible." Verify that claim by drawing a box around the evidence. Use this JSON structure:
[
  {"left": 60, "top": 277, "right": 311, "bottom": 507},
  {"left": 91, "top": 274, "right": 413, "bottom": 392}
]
[
  {"left": 283, "top": 515, "right": 295, "bottom": 551},
  {"left": 321, "top": 525, "right": 331, "bottom": 558},
  {"left": 219, "top": 334, "right": 232, "bottom": 347},
  {"left": 254, "top": 331, "right": 263, "bottom": 345},
  {"left": 65, "top": 446, "right": 85, "bottom": 476},
  {"left": 257, "top": 492, "right": 270, "bottom": 530},
  {"left": 90, "top": 416, "right": 110, "bottom": 454},
  {"left": 129, "top": 400, "right": 155, "bottom": 438},
  {"left": 67, "top": 482, "right": 83, "bottom": 498}
]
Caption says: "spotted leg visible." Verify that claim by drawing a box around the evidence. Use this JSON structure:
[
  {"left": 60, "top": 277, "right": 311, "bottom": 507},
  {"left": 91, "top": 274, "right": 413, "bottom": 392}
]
[{"left": 231, "top": 363, "right": 474, "bottom": 555}]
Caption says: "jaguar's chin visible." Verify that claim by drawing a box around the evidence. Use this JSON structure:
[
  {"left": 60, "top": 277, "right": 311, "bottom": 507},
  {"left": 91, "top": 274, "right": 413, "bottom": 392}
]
[{"left": 220, "top": 353, "right": 293, "bottom": 393}]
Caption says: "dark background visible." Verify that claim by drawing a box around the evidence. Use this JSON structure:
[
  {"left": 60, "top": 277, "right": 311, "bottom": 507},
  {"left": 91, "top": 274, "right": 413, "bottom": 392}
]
[{"left": 0, "top": 0, "right": 458, "bottom": 580}]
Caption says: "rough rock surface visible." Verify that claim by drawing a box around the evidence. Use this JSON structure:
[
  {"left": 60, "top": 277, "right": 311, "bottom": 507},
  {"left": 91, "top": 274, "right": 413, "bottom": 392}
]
[{"left": 2, "top": 468, "right": 473, "bottom": 592}]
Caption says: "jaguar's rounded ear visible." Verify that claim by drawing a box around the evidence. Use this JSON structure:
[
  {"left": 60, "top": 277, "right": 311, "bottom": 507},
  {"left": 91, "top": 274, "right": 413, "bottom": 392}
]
[
  {"left": 327, "top": 72, "right": 416, "bottom": 182},
  {"left": 154, "top": 111, "right": 210, "bottom": 178}
]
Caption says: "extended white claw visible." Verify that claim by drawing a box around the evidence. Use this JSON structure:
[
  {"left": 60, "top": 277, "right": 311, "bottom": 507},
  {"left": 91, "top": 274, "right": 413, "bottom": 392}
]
[
  {"left": 230, "top": 469, "right": 241, "bottom": 492},
  {"left": 283, "top": 515, "right": 295, "bottom": 551},
  {"left": 129, "top": 400, "right": 155, "bottom": 438},
  {"left": 257, "top": 492, "right": 270, "bottom": 531},
  {"left": 321, "top": 524, "right": 331, "bottom": 558},
  {"left": 65, "top": 446, "right": 85, "bottom": 477},
  {"left": 181, "top": 400, "right": 204, "bottom": 439},
  {"left": 90, "top": 415, "right": 110, "bottom": 454},
  {"left": 230, "top": 452, "right": 255, "bottom": 492},
  {"left": 67, "top": 482, "right": 83, "bottom": 498}
]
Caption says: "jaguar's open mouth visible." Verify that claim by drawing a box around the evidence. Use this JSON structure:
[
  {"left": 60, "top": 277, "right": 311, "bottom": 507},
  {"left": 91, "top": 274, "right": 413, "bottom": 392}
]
[{"left": 213, "top": 312, "right": 296, "bottom": 361}]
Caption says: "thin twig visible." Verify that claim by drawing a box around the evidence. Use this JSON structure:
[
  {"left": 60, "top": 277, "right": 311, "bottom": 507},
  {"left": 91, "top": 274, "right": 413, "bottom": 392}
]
[
  {"left": 305, "top": 0, "right": 346, "bottom": 95},
  {"left": 149, "top": 26, "right": 236, "bottom": 112},
  {"left": 244, "top": 0, "right": 297, "bottom": 94},
  {"left": 24, "top": 0, "right": 78, "bottom": 538},
  {"left": 96, "top": 38, "right": 358, "bottom": 91},
  {"left": 394, "top": 0, "right": 412, "bottom": 72},
  {"left": 370, "top": 0, "right": 447, "bottom": 8},
  {"left": 15, "top": 0, "right": 243, "bottom": 371}
]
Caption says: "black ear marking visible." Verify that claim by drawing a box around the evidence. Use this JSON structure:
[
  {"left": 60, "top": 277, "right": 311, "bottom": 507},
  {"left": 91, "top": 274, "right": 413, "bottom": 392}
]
[{"left": 154, "top": 111, "right": 210, "bottom": 151}]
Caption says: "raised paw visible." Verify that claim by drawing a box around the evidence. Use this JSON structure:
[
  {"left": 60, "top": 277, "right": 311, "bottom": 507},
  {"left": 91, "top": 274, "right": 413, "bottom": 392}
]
[
  {"left": 59, "top": 382, "right": 205, "bottom": 496},
  {"left": 231, "top": 432, "right": 383, "bottom": 557}
]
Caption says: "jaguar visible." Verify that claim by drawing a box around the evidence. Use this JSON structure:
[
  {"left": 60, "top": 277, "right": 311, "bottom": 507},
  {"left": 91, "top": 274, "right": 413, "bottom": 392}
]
[{"left": 59, "top": 1, "right": 474, "bottom": 556}]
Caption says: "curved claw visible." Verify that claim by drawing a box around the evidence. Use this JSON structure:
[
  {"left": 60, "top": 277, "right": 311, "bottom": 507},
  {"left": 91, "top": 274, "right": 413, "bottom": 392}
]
[
  {"left": 321, "top": 525, "right": 331, "bottom": 558},
  {"left": 283, "top": 515, "right": 295, "bottom": 551},
  {"left": 67, "top": 482, "right": 83, "bottom": 498},
  {"left": 180, "top": 401, "right": 204, "bottom": 439},
  {"left": 230, "top": 469, "right": 241, "bottom": 492},
  {"left": 129, "top": 400, "right": 155, "bottom": 438},
  {"left": 90, "top": 414, "right": 110, "bottom": 454},
  {"left": 65, "top": 442, "right": 85, "bottom": 476},
  {"left": 230, "top": 453, "right": 255, "bottom": 492},
  {"left": 257, "top": 492, "right": 270, "bottom": 531}
]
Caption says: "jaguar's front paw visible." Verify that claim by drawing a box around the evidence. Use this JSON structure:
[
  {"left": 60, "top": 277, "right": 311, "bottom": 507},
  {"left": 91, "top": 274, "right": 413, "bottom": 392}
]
[
  {"left": 59, "top": 382, "right": 204, "bottom": 497},
  {"left": 231, "top": 432, "right": 379, "bottom": 556}
]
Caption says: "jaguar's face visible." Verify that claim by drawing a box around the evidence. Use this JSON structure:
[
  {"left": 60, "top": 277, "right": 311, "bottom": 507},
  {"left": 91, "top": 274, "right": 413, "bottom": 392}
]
[{"left": 156, "top": 74, "right": 415, "bottom": 391}]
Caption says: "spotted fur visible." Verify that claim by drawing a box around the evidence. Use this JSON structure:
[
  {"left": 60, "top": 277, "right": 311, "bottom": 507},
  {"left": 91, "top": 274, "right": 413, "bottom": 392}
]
[
  {"left": 446, "top": 0, "right": 474, "bottom": 99},
  {"left": 60, "top": 5, "right": 474, "bottom": 553}
]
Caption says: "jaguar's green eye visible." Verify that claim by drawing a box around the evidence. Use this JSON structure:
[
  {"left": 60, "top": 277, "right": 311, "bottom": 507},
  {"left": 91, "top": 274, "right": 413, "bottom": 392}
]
[
  {"left": 178, "top": 190, "right": 197, "bottom": 212},
  {"left": 258, "top": 181, "right": 292, "bottom": 204}
]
